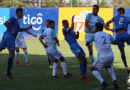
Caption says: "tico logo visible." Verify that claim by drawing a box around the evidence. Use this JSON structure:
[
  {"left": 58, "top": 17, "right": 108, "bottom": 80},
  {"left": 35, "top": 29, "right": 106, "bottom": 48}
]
[
  {"left": 23, "top": 13, "right": 43, "bottom": 31},
  {"left": 74, "top": 10, "right": 91, "bottom": 32}
]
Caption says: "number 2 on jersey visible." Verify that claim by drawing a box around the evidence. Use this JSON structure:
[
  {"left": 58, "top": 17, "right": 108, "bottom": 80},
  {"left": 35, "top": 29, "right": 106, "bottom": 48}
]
[
  {"left": 119, "top": 18, "right": 123, "bottom": 24},
  {"left": 101, "top": 36, "right": 107, "bottom": 45}
]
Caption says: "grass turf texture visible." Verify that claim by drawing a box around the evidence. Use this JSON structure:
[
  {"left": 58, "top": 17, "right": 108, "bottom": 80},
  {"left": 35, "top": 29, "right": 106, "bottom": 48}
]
[{"left": 0, "top": 39, "right": 130, "bottom": 90}]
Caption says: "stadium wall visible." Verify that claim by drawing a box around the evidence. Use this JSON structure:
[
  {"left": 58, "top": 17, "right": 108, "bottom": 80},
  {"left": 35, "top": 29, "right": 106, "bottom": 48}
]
[{"left": 0, "top": 8, "right": 129, "bottom": 41}]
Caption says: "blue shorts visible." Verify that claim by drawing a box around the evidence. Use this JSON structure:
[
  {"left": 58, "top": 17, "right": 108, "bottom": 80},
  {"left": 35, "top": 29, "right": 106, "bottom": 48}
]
[
  {"left": 70, "top": 44, "right": 86, "bottom": 57},
  {"left": 116, "top": 32, "right": 130, "bottom": 50},
  {"left": 0, "top": 36, "right": 15, "bottom": 50}
]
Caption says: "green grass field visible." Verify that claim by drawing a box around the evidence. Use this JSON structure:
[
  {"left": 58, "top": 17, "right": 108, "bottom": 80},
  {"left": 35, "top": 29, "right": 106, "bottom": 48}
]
[{"left": 0, "top": 40, "right": 130, "bottom": 90}]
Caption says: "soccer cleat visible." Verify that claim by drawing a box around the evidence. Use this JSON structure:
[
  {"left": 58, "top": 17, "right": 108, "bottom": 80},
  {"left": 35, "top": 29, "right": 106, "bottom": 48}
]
[
  {"left": 25, "top": 62, "right": 30, "bottom": 67},
  {"left": 52, "top": 75, "right": 58, "bottom": 78},
  {"left": 125, "top": 67, "right": 130, "bottom": 73},
  {"left": 81, "top": 76, "right": 89, "bottom": 82},
  {"left": 49, "top": 65, "right": 53, "bottom": 69},
  {"left": 101, "top": 81, "right": 108, "bottom": 90},
  {"left": 64, "top": 73, "right": 72, "bottom": 78},
  {"left": 16, "top": 60, "right": 21, "bottom": 66},
  {"left": 113, "top": 80, "right": 119, "bottom": 89},
  {"left": 5, "top": 72, "right": 13, "bottom": 79}
]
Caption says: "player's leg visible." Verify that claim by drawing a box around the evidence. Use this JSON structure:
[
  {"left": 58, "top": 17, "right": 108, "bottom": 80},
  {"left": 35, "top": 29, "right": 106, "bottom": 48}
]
[
  {"left": 15, "top": 47, "right": 21, "bottom": 66},
  {"left": 22, "top": 48, "right": 30, "bottom": 67},
  {"left": 48, "top": 56, "right": 52, "bottom": 69},
  {"left": 52, "top": 59, "right": 58, "bottom": 78}
]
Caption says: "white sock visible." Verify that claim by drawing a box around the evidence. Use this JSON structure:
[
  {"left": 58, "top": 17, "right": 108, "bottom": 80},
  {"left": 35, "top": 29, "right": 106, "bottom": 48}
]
[
  {"left": 108, "top": 67, "right": 116, "bottom": 81},
  {"left": 90, "top": 55, "right": 95, "bottom": 63},
  {"left": 61, "top": 61, "right": 67, "bottom": 75},
  {"left": 15, "top": 52, "right": 19, "bottom": 61},
  {"left": 24, "top": 50, "right": 28, "bottom": 62},
  {"left": 52, "top": 62, "right": 58, "bottom": 76},
  {"left": 92, "top": 70, "right": 104, "bottom": 83}
]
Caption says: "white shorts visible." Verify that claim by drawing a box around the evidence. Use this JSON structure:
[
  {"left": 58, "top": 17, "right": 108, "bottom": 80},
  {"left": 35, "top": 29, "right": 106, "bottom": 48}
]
[
  {"left": 85, "top": 33, "right": 93, "bottom": 45},
  {"left": 46, "top": 48, "right": 63, "bottom": 60},
  {"left": 15, "top": 40, "right": 27, "bottom": 48},
  {"left": 93, "top": 55, "right": 114, "bottom": 70}
]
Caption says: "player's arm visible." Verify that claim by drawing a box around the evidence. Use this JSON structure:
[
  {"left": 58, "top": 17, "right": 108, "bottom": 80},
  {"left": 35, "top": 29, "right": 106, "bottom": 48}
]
[
  {"left": 68, "top": 15, "right": 75, "bottom": 31},
  {"left": 76, "top": 31, "right": 79, "bottom": 39},
  {"left": 85, "top": 14, "right": 93, "bottom": 32},
  {"left": 86, "top": 34, "right": 95, "bottom": 46},
  {"left": 20, "top": 25, "right": 32, "bottom": 31},
  {"left": 51, "top": 29, "right": 60, "bottom": 46},
  {"left": 25, "top": 30, "right": 37, "bottom": 37},
  {"left": 54, "top": 38, "right": 60, "bottom": 46},
  {"left": 109, "top": 35, "right": 118, "bottom": 45},
  {"left": 39, "top": 36, "right": 47, "bottom": 48},
  {"left": 4, "top": 21, "right": 15, "bottom": 34}
]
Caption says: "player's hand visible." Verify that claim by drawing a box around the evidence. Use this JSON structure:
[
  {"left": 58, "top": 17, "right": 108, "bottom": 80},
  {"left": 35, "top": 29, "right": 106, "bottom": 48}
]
[
  {"left": 57, "top": 42, "right": 60, "bottom": 47},
  {"left": 28, "top": 25, "right": 32, "bottom": 29},
  {"left": 43, "top": 43, "right": 48, "bottom": 48},
  {"left": 76, "top": 31, "right": 79, "bottom": 34},
  {"left": 72, "top": 15, "right": 75, "bottom": 21},
  {"left": 33, "top": 35, "right": 37, "bottom": 37}
]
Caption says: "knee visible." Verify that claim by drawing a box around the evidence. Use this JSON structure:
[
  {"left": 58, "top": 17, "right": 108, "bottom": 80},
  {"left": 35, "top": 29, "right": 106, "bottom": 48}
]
[
  {"left": 91, "top": 67, "right": 97, "bottom": 72},
  {"left": 54, "top": 60, "right": 58, "bottom": 63},
  {"left": 60, "top": 57, "right": 65, "bottom": 62}
]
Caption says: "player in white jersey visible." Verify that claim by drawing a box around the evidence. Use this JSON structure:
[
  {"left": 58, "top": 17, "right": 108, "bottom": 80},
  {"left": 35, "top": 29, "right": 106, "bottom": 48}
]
[
  {"left": 39, "top": 20, "right": 71, "bottom": 78},
  {"left": 15, "top": 30, "right": 37, "bottom": 67},
  {"left": 86, "top": 23, "right": 119, "bottom": 90}
]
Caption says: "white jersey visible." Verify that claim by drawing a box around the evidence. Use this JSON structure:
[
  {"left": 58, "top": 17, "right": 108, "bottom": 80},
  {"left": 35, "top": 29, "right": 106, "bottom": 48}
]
[
  {"left": 41, "top": 28, "right": 57, "bottom": 53},
  {"left": 88, "top": 31, "right": 115, "bottom": 58},
  {"left": 16, "top": 31, "right": 25, "bottom": 42}
]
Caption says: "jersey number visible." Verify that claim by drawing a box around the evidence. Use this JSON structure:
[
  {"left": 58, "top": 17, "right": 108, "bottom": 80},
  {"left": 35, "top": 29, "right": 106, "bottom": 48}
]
[
  {"left": 101, "top": 36, "right": 107, "bottom": 45},
  {"left": 119, "top": 18, "right": 123, "bottom": 24}
]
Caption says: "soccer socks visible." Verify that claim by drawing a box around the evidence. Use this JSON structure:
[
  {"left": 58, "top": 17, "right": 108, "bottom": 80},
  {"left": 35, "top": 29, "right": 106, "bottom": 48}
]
[
  {"left": 24, "top": 50, "right": 28, "bottom": 62},
  {"left": 108, "top": 67, "right": 116, "bottom": 81},
  {"left": 52, "top": 62, "right": 58, "bottom": 76},
  {"left": 15, "top": 52, "right": 19, "bottom": 61},
  {"left": 121, "top": 53, "right": 128, "bottom": 67},
  {"left": 7, "top": 57, "right": 13, "bottom": 73},
  {"left": 80, "top": 63, "right": 86, "bottom": 77},
  {"left": 61, "top": 61, "right": 67, "bottom": 75},
  {"left": 92, "top": 70, "right": 104, "bottom": 83},
  {"left": 89, "top": 55, "right": 95, "bottom": 63}
]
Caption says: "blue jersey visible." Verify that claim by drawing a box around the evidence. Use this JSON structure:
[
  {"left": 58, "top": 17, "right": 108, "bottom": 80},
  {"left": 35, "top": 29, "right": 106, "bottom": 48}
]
[
  {"left": 85, "top": 13, "right": 104, "bottom": 33},
  {"left": 112, "top": 15, "right": 130, "bottom": 32},
  {"left": 4, "top": 17, "right": 20, "bottom": 39},
  {"left": 62, "top": 27, "right": 78, "bottom": 47}
]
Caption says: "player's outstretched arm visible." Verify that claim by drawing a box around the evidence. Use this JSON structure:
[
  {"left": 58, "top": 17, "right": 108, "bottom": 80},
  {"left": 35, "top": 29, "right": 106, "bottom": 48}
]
[
  {"left": 25, "top": 30, "right": 37, "bottom": 37},
  {"left": 105, "top": 20, "right": 113, "bottom": 31},
  {"left": 4, "top": 21, "right": 15, "bottom": 34},
  {"left": 68, "top": 15, "right": 75, "bottom": 31},
  {"left": 39, "top": 36, "right": 47, "bottom": 48},
  {"left": 20, "top": 25, "right": 32, "bottom": 31}
]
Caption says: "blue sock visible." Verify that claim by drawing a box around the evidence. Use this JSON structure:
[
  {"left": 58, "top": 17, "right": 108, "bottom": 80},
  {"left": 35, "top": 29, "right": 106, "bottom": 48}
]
[
  {"left": 80, "top": 63, "right": 86, "bottom": 77},
  {"left": 7, "top": 57, "right": 13, "bottom": 73},
  {"left": 121, "top": 53, "right": 128, "bottom": 67}
]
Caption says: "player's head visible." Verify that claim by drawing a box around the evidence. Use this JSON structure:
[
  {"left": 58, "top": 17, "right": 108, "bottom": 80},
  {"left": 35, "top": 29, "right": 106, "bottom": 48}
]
[
  {"left": 16, "top": 8, "right": 23, "bottom": 19},
  {"left": 49, "top": 20, "right": 55, "bottom": 29},
  {"left": 117, "top": 7, "right": 125, "bottom": 15},
  {"left": 62, "top": 20, "right": 69, "bottom": 28},
  {"left": 93, "top": 4, "right": 99, "bottom": 15},
  {"left": 95, "top": 22, "right": 103, "bottom": 31},
  {"left": 45, "top": 19, "right": 50, "bottom": 28}
]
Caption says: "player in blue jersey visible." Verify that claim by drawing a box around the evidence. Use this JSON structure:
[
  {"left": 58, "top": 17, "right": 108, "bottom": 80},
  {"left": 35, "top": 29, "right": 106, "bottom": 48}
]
[
  {"left": 62, "top": 16, "right": 88, "bottom": 82},
  {"left": 106, "top": 7, "right": 130, "bottom": 73},
  {"left": 0, "top": 8, "right": 32, "bottom": 79},
  {"left": 86, "top": 23, "right": 119, "bottom": 90},
  {"left": 85, "top": 5, "right": 104, "bottom": 64}
]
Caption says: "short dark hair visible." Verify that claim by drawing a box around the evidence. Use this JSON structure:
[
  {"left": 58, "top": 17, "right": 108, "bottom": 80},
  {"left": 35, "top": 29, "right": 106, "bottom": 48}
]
[
  {"left": 93, "top": 4, "right": 99, "bottom": 10},
  {"left": 49, "top": 20, "right": 55, "bottom": 25},
  {"left": 46, "top": 19, "right": 50, "bottom": 22},
  {"left": 62, "top": 20, "right": 68, "bottom": 23},
  {"left": 16, "top": 8, "right": 23, "bottom": 13},
  {"left": 118, "top": 7, "right": 125, "bottom": 14},
  {"left": 96, "top": 22, "right": 103, "bottom": 31}
]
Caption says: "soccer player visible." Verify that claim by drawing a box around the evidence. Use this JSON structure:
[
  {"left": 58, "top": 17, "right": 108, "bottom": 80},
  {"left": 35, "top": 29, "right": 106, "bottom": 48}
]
[
  {"left": 86, "top": 23, "right": 119, "bottom": 90},
  {"left": 62, "top": 16, "right": 88, "bottom": 82},
  {"left": 42, "top": 19, "right": 53, "bottom": 68},
  {"left": 106, "top": 7, "right": 130, "bottom": 73},
  {"left": 15, "top": 30, "right": 37, "bottom": 67},
  {"left": 39, "top": 20, "right": 71, "bottom": 78},
  {"left": 85, "top": 4, "right": 104, "bottom": 63},
  {"left": 0, "top": 8, "right": 32, "bottom": 79}
]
